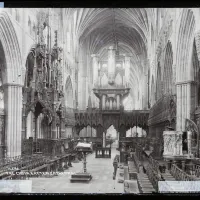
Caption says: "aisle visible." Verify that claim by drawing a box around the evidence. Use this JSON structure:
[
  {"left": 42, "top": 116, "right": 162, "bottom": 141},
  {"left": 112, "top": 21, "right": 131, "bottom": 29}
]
[{"left": 31, "top": 146, "right": 123, "bottom": 193}]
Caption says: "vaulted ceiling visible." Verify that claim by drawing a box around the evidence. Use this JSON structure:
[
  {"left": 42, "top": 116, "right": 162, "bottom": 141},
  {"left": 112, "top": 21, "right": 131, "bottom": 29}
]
[{"left": 64, "top": 8, "right": 156, "bottom": 103}]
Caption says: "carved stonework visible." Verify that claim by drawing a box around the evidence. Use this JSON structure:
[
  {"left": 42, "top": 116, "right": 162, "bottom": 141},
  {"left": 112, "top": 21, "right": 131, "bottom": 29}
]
[
  {"left": 156, "top": 17, "right": 173, "bottom": 60},
  {"left": 169, "top": 95, "right": 176, "bottom": 123},
  {"left": 185, "top": 118, "right": 198, "bottom": 148},
  {"left": 163, "top": 131, "right": 183, "bottom": 157},
  {"left": 22, "top": 12, "right": 74, "bottom": 147}
]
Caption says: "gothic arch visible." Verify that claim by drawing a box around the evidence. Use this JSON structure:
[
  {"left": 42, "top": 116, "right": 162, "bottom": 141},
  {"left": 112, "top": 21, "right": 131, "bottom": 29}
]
[
  {"left": 176, "top": 9, "right": 195, "bottom": 82},
  {"left": 162, "top": 41, "right": 173, "bottom": 95},
  {"left": 192, "top": 40, "right": 200, "bottom": 108},
  {"left": 24, "top": 49, "right": 35, "bottom": 87},
  {"left": 0, "top": 11, "right": 23, "bottom": 157},
  {"left": 65, "top": 76, "right": 73, "bottom": 108},
  {"left": 0, "top": 11, "right": 22, "bottom": 84},
  {"left": 156, "top": 61, "right": 162, "bottom": 101}
]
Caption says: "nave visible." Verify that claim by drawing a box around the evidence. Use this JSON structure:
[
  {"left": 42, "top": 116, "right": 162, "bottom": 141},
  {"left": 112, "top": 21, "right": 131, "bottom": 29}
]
[
  {"left": 31, "top": 143, "right": 124, "bottom": 193},
  {"left": 1, "top": 8, "right": 200, "bottom": 194}
]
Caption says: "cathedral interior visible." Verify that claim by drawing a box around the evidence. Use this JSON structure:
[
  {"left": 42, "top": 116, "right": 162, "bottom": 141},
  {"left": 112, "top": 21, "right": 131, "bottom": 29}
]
[{"left": 0, "top": 8, "right": 200, "bottom": 193}]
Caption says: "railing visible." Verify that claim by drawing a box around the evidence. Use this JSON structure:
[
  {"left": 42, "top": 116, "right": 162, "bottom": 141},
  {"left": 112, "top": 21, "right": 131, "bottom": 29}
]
[
  {"left": 170, "top": 164, "right": 195, "bottom": 181},
  {"left": 78, "top": 137, "right": 102, "bottom": 143},
  {"left": 134, "top": 144, "right": 163, "bottom": 191},
  {"left": 185, "top": 164, "right": 200, "bottom": 177},
  {"left": 94, "top": 84, "right": 127, "bottom": 89},
  {"left": 95, "top": 148, "right": 111, "bottom": 158},
  {"left": 132, "top": 153, "right": 141, "bottom": 173},
  {"left": 0, "top": 152, "right": 75, "bottom": 179},
  {"left": 0, "top": 154, "right": 47, "bottom": 179},
  {"left": 146, "top": 164, "right": 162, "bottom": 192},
  {"left": 22, "top": 138, "right": 75, "bottom": 156},
  {"left": 147, "top": 156, "right": 161, "bottom": 173},
  {"left": 0, "top": 155, "right": 22, "bottom": 167}
]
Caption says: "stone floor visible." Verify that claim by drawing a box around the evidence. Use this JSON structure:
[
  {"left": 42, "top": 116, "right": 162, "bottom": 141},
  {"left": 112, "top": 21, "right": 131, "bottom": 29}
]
[{"left": 31, "top": 143, "right": 124, "bottom": 193}]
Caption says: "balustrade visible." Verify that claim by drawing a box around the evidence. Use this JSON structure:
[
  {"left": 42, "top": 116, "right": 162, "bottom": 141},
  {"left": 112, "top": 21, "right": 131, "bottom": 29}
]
[
  {"left": 184, "top": 164, "right": 200, "bottom": 178},
  {"left": 146, "top": 165, "right": 162, "bottom": 192},
  {"left": 170, "top": 164, "right": 195, "bottom": 181},
  {"left": 0, "top": 152, "right": 75, "bottom": 180},
  {"left": 134, "top": 143, "right": 164, "bottom": 192},
  {"left": 147, "top": 156, "right": 161, "bottom": 173}
]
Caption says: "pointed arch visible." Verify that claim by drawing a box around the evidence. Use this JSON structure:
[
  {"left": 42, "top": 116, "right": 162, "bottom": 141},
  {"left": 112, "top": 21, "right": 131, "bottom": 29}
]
[
  {"left": 0, "top": 11, "right": 22, "bottom": 84},
  {"left": 0, "top": 11, "right": 23, "bottom": 158},
  {"left": 65, "top": 75, "right": 73, "bottom": 108},
  {"left": 156, "top": 61, "right": 162, "bottom": 101},
  {"left": 176, "top": 9, "right": 196, "bottom": 131},
  {"left": 176, "top": 9, "right": 195, "bottom": 82},
  {"left": 163, "top": 41, "right": 173, "bottom": 95},
  {"left": 192, "top": 39, "right": 200, "bottom": 108}
]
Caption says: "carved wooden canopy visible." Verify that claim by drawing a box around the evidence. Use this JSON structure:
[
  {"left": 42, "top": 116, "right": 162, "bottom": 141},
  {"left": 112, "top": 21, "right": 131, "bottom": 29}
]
[
  {"left": 75, "top": 110, "right": 149, "bottom": 132},
  {"left": 148, "top": 94, "right": 176, "bottom": 126}
]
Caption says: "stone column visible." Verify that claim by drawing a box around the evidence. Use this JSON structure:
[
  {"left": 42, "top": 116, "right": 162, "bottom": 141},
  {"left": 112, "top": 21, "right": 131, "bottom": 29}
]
[
  {"left": 176, "top": 81, "right": 193, "bottom": 131},
  {"left": 109, "top": 98, "right": 113, "bottom": 110},
  {"left": 0, "top": 110, "right": 5, "bottom": 159},
  {"left": 125, "top": 55, "right": 131, "bottom": 87},
  {"left": 105, "top": 99, "right": 109, "bottom": 109},
  {"left": 102, "top": 95, "right": 106, "bottom": 110},
  {"left": 107, "top": 46, "right": 116, "bottom": 84},
  {"left": 116, "top": 95, "right": 120, "bottom": 109},
  {"left": 113, "top": 100, "right": 117, "bottom": 110},
  {"left": 4, "top": 84, "right": 23, "bottom": 157},
  {"left": 91, "top": 54, "right": 99, "bottom": 86}
]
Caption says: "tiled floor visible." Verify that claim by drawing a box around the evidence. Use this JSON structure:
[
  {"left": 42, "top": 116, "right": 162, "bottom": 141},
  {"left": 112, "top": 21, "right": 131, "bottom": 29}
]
[{"left": 31, "top": 144, "right": 124, "bottom": 193}]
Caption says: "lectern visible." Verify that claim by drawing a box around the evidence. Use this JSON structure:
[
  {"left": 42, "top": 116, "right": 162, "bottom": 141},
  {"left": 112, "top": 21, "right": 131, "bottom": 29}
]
[{"left": 70, "top": 142, "right": 93, "bottom": 183}]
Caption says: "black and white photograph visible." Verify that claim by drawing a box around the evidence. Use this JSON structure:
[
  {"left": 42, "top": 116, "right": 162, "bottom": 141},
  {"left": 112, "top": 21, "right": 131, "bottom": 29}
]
[{"left": 0, "top": 7, "right": 200, "bottom": 194}]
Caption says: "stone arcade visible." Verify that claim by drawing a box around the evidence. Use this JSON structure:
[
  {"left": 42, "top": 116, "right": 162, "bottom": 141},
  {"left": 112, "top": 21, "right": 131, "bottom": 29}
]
[{"left": 1, "top": 8, "right": 200, "bottom": 194}]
